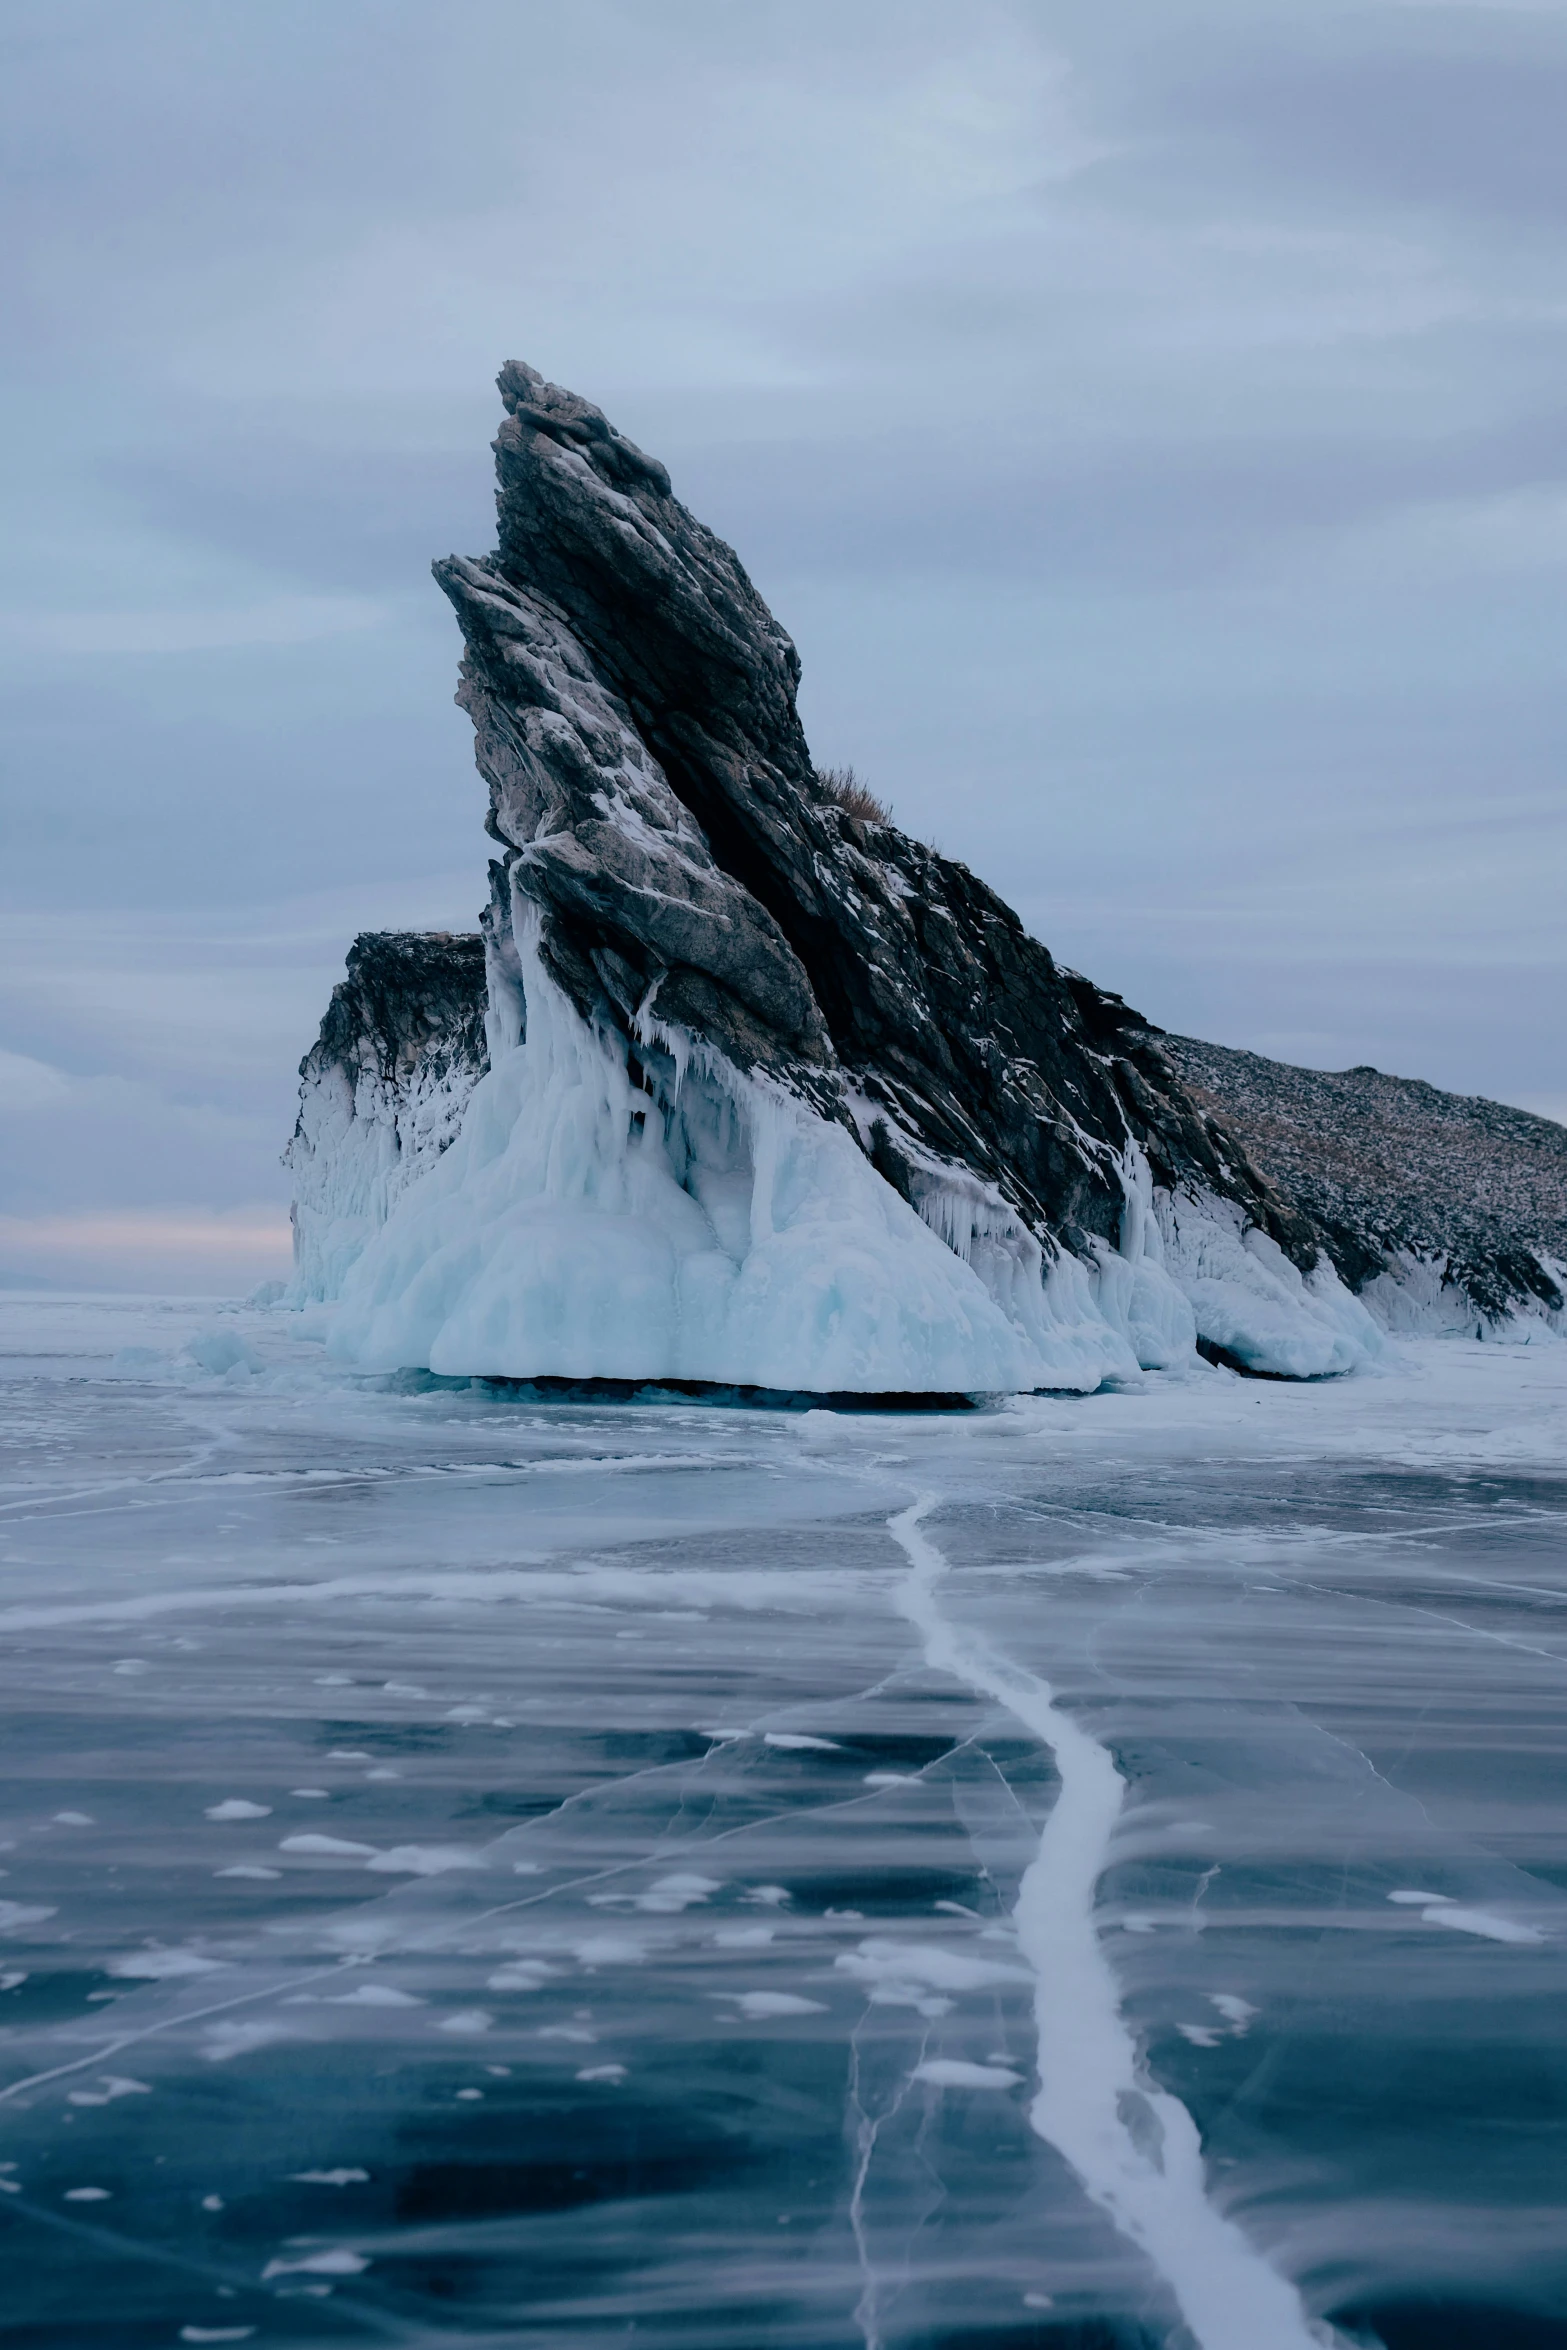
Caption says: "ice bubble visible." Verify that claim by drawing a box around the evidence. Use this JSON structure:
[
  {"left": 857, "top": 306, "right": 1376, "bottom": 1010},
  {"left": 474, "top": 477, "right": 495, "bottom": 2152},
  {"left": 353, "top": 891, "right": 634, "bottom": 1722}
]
[
  {"left": 1423, "top": 1904, "right": 1543, "bottom": 1945},
  {"left": 109, "top": 1949, "right": 224, "bottom": 1980},
  {"left": 205, "top": 1800, "right": 271, "bottom": 1822},
  {"left": 199, "top": 2021, "right": 295, "bottom": 2063},
  {"left": 436, "top": 2009, "right": 493, "bottom": 2034},
  {"left": 836, "top": 1940, "right": 1030, "bottom": 1994},
  {"left": 572, "top": 1936, "right": 645, "bottom": 1966},
  {"left": 63, "top": 2186, "right": 112, "bottom": 2201},
  {"left": 289, "top": 2170, "right": 371, "bottom": 2186},
  {"left": 715, "top": 1991, "right": 827, "bottom": 2019},
  {"left": 763, "top": 1732, "right": 840, "bottom": 1751},
  {"left": 364, "top": 1845, "right": 486, "bottom": 1876},
  {"left": 327, "top": 1983, "right": 424, "bottom": 2007},
  {"left": 261, "top": 2248, "right": 369, "bottom": 2279},
  {"left": 278, "top": 1835, "right": 378, "bottom": 1858},
  {"left": 634, "top": 1872, "right": 721, "bottom": 1912},
  {"left": 912, "top": 2059, "right": 1022, "bottom": 2089},
  {"left": 67, "top": 2077, "right": 151, "bottom": 2107},
  {"left": 0, "top": 1903, "right": 56, "bottom": 1931}
]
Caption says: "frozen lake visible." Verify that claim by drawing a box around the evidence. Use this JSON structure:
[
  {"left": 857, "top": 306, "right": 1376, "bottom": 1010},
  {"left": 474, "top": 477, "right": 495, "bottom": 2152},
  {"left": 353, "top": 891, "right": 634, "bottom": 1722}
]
[{"left": 1, "top": 1296, "right": 1564, "bottom": 2350}]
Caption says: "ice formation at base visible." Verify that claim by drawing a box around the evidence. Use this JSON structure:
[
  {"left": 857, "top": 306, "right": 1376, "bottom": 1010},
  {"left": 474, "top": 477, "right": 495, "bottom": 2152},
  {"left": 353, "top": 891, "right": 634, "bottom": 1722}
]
[
  {"left": 327, "top": 911, "right": 1377, "bottom": 1394},
  {"left": 287, "top": 934, "right": 487, "bottom": 1304}
]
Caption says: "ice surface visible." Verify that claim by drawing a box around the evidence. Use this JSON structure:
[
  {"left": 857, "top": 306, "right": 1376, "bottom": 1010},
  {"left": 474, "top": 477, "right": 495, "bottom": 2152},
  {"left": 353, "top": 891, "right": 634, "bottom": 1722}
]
[
  {"left": 314, "top": 907, "right": 1383, "bottom": 1392},
  {"left": 2, "top": 1292, "right": 1565, "bottom": 2347}
]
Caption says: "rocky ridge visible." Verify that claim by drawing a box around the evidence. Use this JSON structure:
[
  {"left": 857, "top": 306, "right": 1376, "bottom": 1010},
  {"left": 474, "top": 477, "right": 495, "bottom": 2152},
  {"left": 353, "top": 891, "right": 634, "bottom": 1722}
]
[{"left": 1166, "top": 1036, "right": 1567, "bottom": 1337}]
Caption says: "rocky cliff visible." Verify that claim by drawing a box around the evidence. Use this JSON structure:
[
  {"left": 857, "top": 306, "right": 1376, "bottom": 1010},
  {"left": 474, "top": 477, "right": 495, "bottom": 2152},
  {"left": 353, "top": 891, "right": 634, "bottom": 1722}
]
[
  {"left": 290, "top": 363, "right": 1383, "bottom": 1390},
  {"left": 1166, "top": 1037, "right": 1567, "bottom": 1339}
]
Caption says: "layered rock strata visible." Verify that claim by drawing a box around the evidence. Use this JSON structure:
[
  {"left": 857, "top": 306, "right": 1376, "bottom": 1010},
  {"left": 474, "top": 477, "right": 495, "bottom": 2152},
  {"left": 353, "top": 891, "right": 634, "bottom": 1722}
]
[
  {"left": 295, "top": 363, "right": 1383, "bottom": 1389},
  {"left": 1166, "top": 1037, "right": 1567, "bottom": 1339}
]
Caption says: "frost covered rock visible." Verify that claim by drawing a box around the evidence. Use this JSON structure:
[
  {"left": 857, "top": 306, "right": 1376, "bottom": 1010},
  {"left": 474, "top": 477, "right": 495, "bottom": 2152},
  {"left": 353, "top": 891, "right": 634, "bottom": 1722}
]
[
  {"left": 1167, "top": 1037, "right": 1567, "bottom": 1342},
  {"left": 296, "top": 362, "right": 1386, "bottom": 1391},
  {"left": 286, "top": 932, "right": 487, "bottom": 1299}
]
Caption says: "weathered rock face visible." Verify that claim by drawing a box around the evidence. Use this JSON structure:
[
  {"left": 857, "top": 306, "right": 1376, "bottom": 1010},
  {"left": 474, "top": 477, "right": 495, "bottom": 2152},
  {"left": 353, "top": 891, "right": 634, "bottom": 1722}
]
[
  {"left": 437, "top": 361, "right": 1311, "bottom": 1269},
  {"left": 1166, "top": 1036, "right": 1567, "bottom": 1338},
  {"left": 288, "top": 363, "right": 1389, "bottom": 1389},
  {"left": 286, "top": 931, "right": 487, "bottom": 1300}
]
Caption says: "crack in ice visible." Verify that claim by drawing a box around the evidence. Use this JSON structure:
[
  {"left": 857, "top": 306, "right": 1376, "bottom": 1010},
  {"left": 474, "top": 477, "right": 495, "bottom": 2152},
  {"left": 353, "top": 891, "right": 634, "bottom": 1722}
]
[{"left": 886, "top": 1496, "right": 1333, "bottom": 2350}]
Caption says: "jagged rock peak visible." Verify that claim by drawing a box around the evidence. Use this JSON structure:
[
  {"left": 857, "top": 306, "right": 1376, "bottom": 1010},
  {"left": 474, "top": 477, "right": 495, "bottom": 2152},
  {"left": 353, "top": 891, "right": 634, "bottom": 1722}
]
[
  {"left": 436, "top": 360, "right": 1311, "bottom": 1274},
  {"left": 286, "top": 364, "right": 1388, "bottom": 1389}
]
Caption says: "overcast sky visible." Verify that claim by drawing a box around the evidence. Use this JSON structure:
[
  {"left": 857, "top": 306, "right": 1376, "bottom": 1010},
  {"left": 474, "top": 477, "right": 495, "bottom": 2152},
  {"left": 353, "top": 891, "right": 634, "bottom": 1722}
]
[{"left": 3, "top": 0, "right": 1565, "bottom": 1289}]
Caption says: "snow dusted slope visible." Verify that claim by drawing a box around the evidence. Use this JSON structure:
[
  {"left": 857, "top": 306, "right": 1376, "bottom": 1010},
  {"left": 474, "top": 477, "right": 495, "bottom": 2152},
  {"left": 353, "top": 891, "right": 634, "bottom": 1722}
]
[
  {"left": 309, "top": 362, "right": 1380, "bottom": 1391},
  {"left": 1167, "top": 1036, "right": 1567, "bottom": 1341},
  {"left": 286, "top": 932, "right": 487, "bottom": 1300}
]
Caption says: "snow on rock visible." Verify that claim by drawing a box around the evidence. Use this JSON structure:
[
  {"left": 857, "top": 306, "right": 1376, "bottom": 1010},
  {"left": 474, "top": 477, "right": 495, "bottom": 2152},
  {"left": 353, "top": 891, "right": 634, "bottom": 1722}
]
[
  {"left": 286, "top": 932, "right": 488, "bottom": 1301},
  {"left": 295, "top": 361, "right": 1388, "bottom": 1393}
]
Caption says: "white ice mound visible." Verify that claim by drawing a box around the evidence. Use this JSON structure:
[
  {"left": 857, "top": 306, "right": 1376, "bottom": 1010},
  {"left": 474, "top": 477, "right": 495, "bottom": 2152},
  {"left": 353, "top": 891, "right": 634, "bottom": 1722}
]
[
  {"left": 329, "top": 921, "right": 1155, "bottom": 1394},
  {"left": 289, "top": 1046, "right": 478, "bottom": 1303},
  {"left": 1158, "top": 1187, "right": 1382, "bottom": 1379}
]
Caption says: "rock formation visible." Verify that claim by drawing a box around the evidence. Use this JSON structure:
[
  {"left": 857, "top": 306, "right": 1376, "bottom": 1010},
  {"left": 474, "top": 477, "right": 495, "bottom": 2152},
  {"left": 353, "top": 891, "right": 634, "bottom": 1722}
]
[
  {"left": 1166, "top": 1036, "right": 1566, "bottom": 1340},
  {"left": 288, "top": 362, "right": 1386, "bottom": 1391}
]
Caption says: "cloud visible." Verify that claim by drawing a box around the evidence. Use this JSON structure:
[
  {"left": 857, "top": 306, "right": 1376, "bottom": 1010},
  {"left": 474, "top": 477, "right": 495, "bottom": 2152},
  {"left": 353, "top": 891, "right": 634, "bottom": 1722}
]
[
  {"left": 0, "top": 1049, "right": 70, "bottom": 1111},
  {"left": 0, "top": 596, "right": 385, "bottom": 657}
]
